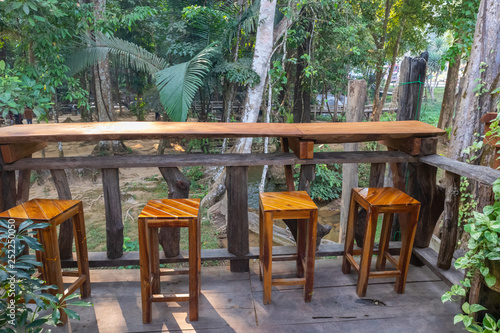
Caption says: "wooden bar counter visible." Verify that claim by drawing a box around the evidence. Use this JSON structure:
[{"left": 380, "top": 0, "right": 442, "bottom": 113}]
[{"left": 0, "top": 120, "right": 445, "bottom": 271}]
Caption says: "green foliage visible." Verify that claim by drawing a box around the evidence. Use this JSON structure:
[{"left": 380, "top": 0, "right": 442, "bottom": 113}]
[
  {"left": 302, "top": 164, "right": 343, "bottom": 202},
  {"left": 0, "top": 219, "right": 92, "bottom": 332},
  {"left": 129, "top": 97, "right": 147, "bottom": 121},
  {"left": 0, "top": 61, "right": 52, "bottom": 119},
  {"left": 443, "top": 177, "right": 500, "bottom": 331}
]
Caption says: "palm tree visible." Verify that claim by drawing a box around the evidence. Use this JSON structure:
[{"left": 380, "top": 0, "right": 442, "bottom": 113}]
[{"left": 69, "top": 32, "right": 217, "bottom": 122}]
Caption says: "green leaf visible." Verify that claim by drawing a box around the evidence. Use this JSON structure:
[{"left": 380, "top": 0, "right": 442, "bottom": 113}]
[
  {"left": 454, "top": 314, "right": 464, "bottom": 325},
  {"left": 480, "top": 267, "right": 490, "bottom": 277},
  {"left": 63, "top": 308, "right": 80, "bottom": 320},
  {"left": 466, "top": 323, "right": 483, "bottom": 333},
  {"left": 485, "top": 274, "right": 496, "bottom": 287},
  {"left": 23, "top": 3, "right": 29, "bottom": 14},
  {"left": 156, "top": 47, "right": 215, "bottom": 122},
  {"left": 26, "top": 318, "right": 48, "bottom": 329},
  {"left": 463, "top": 302, "right": 471, "bottom": 314},
  {"left": 0, "top": 60, "right": 5, "bottom": 70},
  {"left": 69, "top": 300, "right": 93, "bottom": 307},
  {"left": 470, "top": 304, "right": 487, "bottom": 313},
  {"left": 463, "top": 316, "right": 473, "bottom": 327},
  {"left": 483, "top": 314, "right": 497, "bottom": 331}
]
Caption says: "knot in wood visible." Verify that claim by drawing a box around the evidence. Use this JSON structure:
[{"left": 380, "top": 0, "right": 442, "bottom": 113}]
[{"left": 176, "top": 180, "right": 188, "bottom": 190}]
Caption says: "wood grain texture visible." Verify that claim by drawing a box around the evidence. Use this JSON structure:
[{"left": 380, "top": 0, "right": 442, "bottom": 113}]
[
  {"left": 4, "top": 151, "right": 417, "bottom": 171},
  {"left": 296, "top": 121, "right": 445, "bottom": 143},
  {"left": 226, "top": 166, "right": 250, "bottom": 272},
  {"left": 102, "top": 168, "right": 123, "bottom": 259},
  {"left": 287, "top": 138, "right": 314, "bottom": 159},
  {"left": 419, "top": 154, "right": 500, "bottom": 185},
  {"left": 0, "top": 121, "right": 444, "bottom": 144},
  {"left": 0, "top": 142, "right": 47, "bottom": 163},
  {"left": 437, "top": 172, "right": 461, "bottom": 270},
  {"left": 50, "top": 169, "right": 74, "bottom": 260}
]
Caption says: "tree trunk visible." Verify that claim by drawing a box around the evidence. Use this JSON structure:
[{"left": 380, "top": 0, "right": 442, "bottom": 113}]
[
  {"left": 93, "top": 0, "right": 119, "bottom": 154},
  {"left": 438, "top": 50, "right": 462, "bottom": 129},
  {"left": 448, "top": 0, "right": 500, "bottom": 162},
  {"left": 158, "top": 167, "right": 191, "bottom": 257},
  {"left": 234, "top": 0, "right": 277, "bottom": 154},
  {"left": 340, "top": 80, "right": 367, "bottom": 243},
  {"left": 372, "top": 25, "right": 403, "bottom": 121}
]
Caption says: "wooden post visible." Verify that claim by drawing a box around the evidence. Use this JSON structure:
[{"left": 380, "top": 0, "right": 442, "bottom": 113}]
[
  {"left": 226, "top": 166, "right": 249, "bottom": 272},
  {"left": 407, "top": 139, "right": 445, "bottom": 248},
  {"left": 340, "top": 80, "right": 367, "bottom": 243},
  {"left": 158, "top": 167, "right": 190, "bottom": 257},
  {"left": 437, "top": 171, "right": 460, "bottom": 270},
  {"left": 397, "top": 53, "right": 428, "bottom": 122},
  {"left": 16, "top": 169, "right": 31, "bottom": 204},
  {"left": 102, "top": 168, "right": 123, "bottom": 259},
  {"left": 50, "top": 169, "right": 74, "bottom": 260}
]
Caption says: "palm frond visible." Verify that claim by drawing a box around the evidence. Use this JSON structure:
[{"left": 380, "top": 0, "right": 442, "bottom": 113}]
[
  {"left": 67, "top": 32, "right": 168, "bottom": 76},
  {"left": 155, "top": 46, "right": 217, "bottom": 122}
]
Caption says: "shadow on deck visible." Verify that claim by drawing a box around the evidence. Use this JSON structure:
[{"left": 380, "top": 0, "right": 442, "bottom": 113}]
[{"left": 51, "top": 258, "right": 461, "bottom": 333}]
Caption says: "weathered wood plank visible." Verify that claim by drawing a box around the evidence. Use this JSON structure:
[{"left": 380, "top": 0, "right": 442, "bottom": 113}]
[
  {"left": 50, "top": 169, "right": 74, "bottom": 260},
  {"left": 419, "top": 154, "right": 500, "bottom": 185},
  {"left": 413, "top": 247, "right": 464, "bottom": 287},
  {"left": 0, "top": 142, "right": 47, "bottom": 163},
  {"left": 60, "top": 242, "right": 403, "bottom": 268},
  {"left": 102, "top": 168, "right": 123, "bottom": 259},
  {"left": 4, "top": 151, "right": 417, "bottom": 171},
  {"left": 226, "top": 166, "right": 249, "bottom": 272},
  {"left": 437, "top": 172, "right": 461, "bottom": 270}
]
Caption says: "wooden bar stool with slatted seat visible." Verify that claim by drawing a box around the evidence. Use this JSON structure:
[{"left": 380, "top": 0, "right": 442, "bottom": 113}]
[
  {"left": 0, "top": 199, "right": 91, "bottom": 324},
  {"left": 259, "top": 191, "right": 318, "bottom": 305},
  {"left": 138, "top": 198, "right": 201, "bottom": 323},
  {"left": 342, "top": 187, "right": 421, "bottom": 297}
]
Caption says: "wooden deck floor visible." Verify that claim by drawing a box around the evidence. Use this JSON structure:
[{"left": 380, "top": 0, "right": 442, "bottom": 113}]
[{"left": 51, "top": 259, "right": 461, "bottom": 333}]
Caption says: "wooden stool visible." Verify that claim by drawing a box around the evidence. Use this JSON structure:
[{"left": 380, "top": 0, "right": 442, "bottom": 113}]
[
  {"left": 259, "top": 191, "right": 318, "bottom": 304},
  {"left": 342, "top": 187, "right": 420, "bottom": 297},
  {"left": 138, "top": 198, "right": 201, "bottom": 323},
  {"left": 0, "top": 199, "right": 91, "bottom": 324}
]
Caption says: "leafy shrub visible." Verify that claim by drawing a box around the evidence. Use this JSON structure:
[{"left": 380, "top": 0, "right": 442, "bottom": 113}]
[
  {"left": 0, "top": 219, "right": 92, "bottom": 332},
  {"left": 309, "top": 164, "right": 342, "bottom": 202}
]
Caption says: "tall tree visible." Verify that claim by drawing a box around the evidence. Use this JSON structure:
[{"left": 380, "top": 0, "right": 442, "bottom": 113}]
[
  {"left": 448, "top": 0, "right": 500, "bottom": 162},
  {"left": 234, "top": 0, "right": 278, "bottom": 153}
]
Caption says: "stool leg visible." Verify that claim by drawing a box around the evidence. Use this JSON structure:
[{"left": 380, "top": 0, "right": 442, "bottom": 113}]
[
  {"left": 262, "top": 211, "right": 273, "bottom": 305},
  {"left": 304, "top": 209, "right": 318, "bottom": 303},
  {"left": 394, "top": 208, "right": 419, "bottom": 294},
  {"left": 258, "top": 206, "right": 264, "bottom": 282},
  {"left": 356, "top": 208, "right": 378, "bottom": 297},
  {"left": 342, "top": 193, "right": 358, "bottom": 274},
  {"left": 138, "top": 217, "right": 152, "bottom": 324},
  {"left": 197, "top": 210, "right": 202, "bottom": 296},
  {"left": 296, "top": 219, "right": 307, "bottom": 278},
  {"left": 188, "top": 218, "right": 199, "bottom": 321},
  {"left": 42, "top": 223, "right": 68, "bottom": 324},
  {"left": 73, "top": 204, "right": 91, "bottom": 298},
  {"left": 149, "top": 228, "right": 160, "bottom": 294},
  {"left": 376, "top": 213, "right": 393, "bottom": 271}
]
